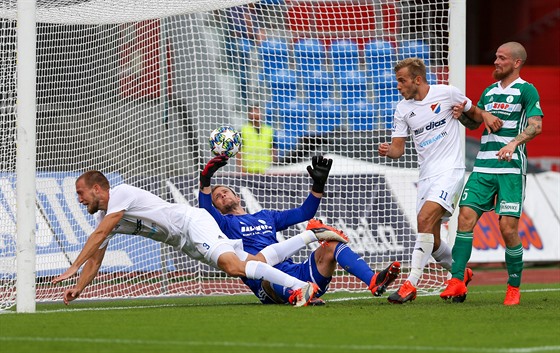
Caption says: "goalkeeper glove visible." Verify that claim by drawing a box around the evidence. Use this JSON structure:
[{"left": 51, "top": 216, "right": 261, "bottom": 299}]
[
  {"left": 306, "top": 155, "right": 333, "bottom": 193},
  {"left": 200, "top": 155, "right": 228, "bottom": 188}
]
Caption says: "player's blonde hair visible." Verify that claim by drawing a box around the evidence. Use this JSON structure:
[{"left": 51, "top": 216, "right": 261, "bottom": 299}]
[{"left": 395, "top": 57, "right": 427, "bottom": 82}]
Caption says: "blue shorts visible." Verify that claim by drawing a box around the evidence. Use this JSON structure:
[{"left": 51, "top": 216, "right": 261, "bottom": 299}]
[{"left": 243, "top": 251, "right": 332, "bottom": 304}]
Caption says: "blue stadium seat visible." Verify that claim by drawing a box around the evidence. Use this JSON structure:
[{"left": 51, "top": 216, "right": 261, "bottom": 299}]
[
  {"left": 427, "top": 70, "right": 438, "bottom": 85},
  {"left": 337, "top": 69, "right": 369, "bottom": 104},
  {"left": 329, "top": 39, "right": 361, "bottom": 75},
  {"left": 397, "top": 40, "right": 431, "bottom": 63},
  {"left": 372, "top": 69, "right": 399, "bottom": 103},
  {"left": 230, "top": 37, "right": 254, "bottom": 102},
  {"left": 274, "top": 100, "right": 310, "bottom": 156},
  {"left": 302, "top": 69, "right": 335, "bottom": 105},
  {"left": 346, "top": 98, "right": 377, "bottom": 131},
  {"left": 364, "top": 40, "right": 396, "bottom": 73},
  {"left": 258, "top": 37, "right": 290, "bottom": 79},
  {"left": 293, "top": 38, "right": 327, "bottom": 74},
  {"left": 278, "top": 99, "right": 309, "bottom": 136},
  {"left": 313, "top": 98, "right": 342, "bottom": 133},
  {"left": 373, "top": 99, "right": 397, "bottom": 130},
  {"left": 268, "top": 68, "right": 299, "bottom": 103}
]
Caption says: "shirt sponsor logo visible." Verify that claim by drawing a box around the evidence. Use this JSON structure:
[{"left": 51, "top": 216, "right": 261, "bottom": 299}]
[
  {"left": 500, "top": 201, "right": 520, "bottom": 213},
  {"left": 491, "top": 102, "right": 514, "bottom": 112},
  {"left": 413, "top": 118, "right": 446, "bottom": 135},
  {"left": 241, "top": 223, "right": 274, "bottom": 235}
]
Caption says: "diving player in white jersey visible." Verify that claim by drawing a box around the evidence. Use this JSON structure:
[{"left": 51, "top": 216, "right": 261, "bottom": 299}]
[
  {"left": 378, "top": 57, "right": 502, "bottom": 304},
  {"left": 52, "top": 171, "right": 347, "bottom": 307}
]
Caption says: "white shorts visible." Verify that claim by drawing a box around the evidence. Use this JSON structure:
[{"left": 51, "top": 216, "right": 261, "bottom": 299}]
[
  {"left": 416, "top": 168, "right": 465, "bottom": 220},
  {"left": 180, "top": 207, "right": 248, "bottom": 269}
]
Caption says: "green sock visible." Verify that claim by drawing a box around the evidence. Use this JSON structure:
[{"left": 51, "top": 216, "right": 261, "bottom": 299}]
[
  {"left": 505, "top": 244, "right": 523, "bottom": 287},
  {"left": 451, "top": 231, "right": 473, "bottom": 280}
]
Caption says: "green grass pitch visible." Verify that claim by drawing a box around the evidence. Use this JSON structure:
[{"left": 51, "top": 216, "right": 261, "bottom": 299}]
[{"left": 1, "top": 283, "right": 559, "bottom": 353}]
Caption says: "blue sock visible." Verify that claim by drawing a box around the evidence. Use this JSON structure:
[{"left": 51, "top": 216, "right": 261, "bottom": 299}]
[{"left": 334, "top": 243, "right": 374, "bottom": 285}]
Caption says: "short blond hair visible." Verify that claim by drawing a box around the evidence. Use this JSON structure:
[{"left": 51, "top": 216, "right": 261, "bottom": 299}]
[{"left": 394, "top": 57, "right": 427, "bottom": 81}]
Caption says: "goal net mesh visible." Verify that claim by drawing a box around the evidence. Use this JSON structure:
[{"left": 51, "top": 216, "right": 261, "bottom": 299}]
[{"left": 0, "top": 0, "right": 454, "bottom": 310}]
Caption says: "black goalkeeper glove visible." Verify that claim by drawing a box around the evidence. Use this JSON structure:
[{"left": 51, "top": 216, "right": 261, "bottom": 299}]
[
  {"left": 200, "top": 155, "right": 229, "bottom": 188},
  {"left": 306, "top": 155, "right": 333, "bottom": 193}
]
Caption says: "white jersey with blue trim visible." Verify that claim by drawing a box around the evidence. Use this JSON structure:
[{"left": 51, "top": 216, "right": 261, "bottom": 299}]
[
  {"left": 392, "top": 84, "right": 472, "bottom": 180},
  {"left": 95, "top": 184, "right": 189, "bottom": 249}
]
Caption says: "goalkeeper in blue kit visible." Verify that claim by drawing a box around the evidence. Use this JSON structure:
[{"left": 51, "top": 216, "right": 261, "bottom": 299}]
[{"left": 199, "top": 155, "right": 401, "bottom": 305}]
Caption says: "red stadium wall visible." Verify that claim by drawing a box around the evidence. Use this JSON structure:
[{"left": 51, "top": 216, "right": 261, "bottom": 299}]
[{"left": 465, "top": 66, "right": 560, "bottom": 166}]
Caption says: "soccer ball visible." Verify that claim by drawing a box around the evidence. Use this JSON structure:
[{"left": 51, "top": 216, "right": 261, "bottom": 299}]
[{"left": 209, "top": 126, "right": 242, "bottom": 158}]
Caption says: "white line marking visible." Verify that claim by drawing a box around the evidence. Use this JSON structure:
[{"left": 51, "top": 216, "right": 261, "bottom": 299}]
[
  {"left": 1, "top": 287, "right": 558, "bottom": 314},
  {"left": 0, "top": 336, "right": 558, "bottom": 352}
]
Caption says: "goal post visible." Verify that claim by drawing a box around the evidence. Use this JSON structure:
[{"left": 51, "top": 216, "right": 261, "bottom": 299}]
[
  {"left": 16, "top": 0, "right": 37, "bottom": 314},
  {"left": 1, "top": 0, "right": 466, "bottom": 312}
]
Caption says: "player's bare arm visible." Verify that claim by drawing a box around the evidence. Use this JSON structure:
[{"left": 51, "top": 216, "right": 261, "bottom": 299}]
[
  {"left": 62, "top": 246, "right": 107, "bottom": 305},
  {"left": 479, "top": 110, "right": 503, "bottom": 132},
  {"left": 52, "top": 211, "right": 124, "bottom": 284},
  {"left": 378, "top": 137, "right": 406, "bottom": 159},
  {"left": 452, "top": 100, "right": 502, "bottom": 132},
  {"left": 453, "top": 100, "right": 481, "bottom": 130},
  {"left": 457, "top": 112, "right": 482, "bottom": 130},
  {"left": 497, "top": 116, "right": 542, "bottom": 161}
]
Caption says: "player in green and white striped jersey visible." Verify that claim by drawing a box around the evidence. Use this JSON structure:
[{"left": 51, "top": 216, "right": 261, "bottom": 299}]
[{"left": 440, "top": 42, "right": 543, "bottom": 306}]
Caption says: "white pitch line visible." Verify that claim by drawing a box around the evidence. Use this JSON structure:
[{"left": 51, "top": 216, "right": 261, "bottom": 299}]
[
  {"left": 328, "top": 287, "right": 560, "bottom": 302},
  {"left": 0, "top": 336, "right": 558, "bottom": 353},
  {"left": 1, "top": 287, "right": 558, "bottom": 314}
]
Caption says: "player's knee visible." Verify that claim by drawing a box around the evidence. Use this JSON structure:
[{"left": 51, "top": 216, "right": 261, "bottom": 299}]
[
  {"left": 217, "top": 254, "right": 245, "bottom": 277},
  {"left": 315, "top": 245, "right": 336, "bottom": 262},
  {"left": 499, "top": 218, "right": 519, "bottom": 241},
  {"left": 458, "top": 208, "right": 478, "bottom": 231}
]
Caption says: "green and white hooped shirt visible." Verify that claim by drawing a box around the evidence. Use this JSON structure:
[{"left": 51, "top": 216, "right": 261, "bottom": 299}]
[{"left": 474, "top": 78, "right": 544, "bottom": 176}]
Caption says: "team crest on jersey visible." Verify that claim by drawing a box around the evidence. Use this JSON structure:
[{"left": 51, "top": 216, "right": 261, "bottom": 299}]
[
  {"left": 506, "top": 95, "right": 514, "bottom": 103},
  {"left": 430, "top": 103, "right": 441, "bottom": 113}
]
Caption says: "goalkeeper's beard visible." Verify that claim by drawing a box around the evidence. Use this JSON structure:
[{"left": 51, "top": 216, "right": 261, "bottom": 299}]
[{"left": 220, "top": 199, "right": 239, "bottom": 215}]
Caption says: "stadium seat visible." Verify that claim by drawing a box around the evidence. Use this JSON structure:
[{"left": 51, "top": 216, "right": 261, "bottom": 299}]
[
  {"left": 313, "top": 98, "right": 342, "bottom": 133},
  {"left": 258, "top": 37, "right": 290, "bottom": 79},
  {"left": 268, "top": 68, "right": 299, "bottom": 103},
  {"left": 230, "top": 37, "right": 254, "bottom": 102},
  {"left": 397, "top": 39, "right": 431, "bottom": 63},
  {"left": 337, "top": 69, "right": 369, "bottom": 104},
  {"left": 364, "top": 40, "right": 396, "bottom": 72},
  {"left": 329, "top": 39, "right": 361, "bottom": 75},
  {"left": 293, "top": 38, "right": 327, "bottom": 74},
  {"left": 274, "top": 99, "right": 310, "bottom": 156},
  {"left": 372, "top": 69, "right": 399, "bottom": 100},
  {"left": 346, "top": 98, "right": 377, "bottom": 131},
  {"left": 278, "top": 99, "right": 309, "bottom": 136},
  {"left": 302, "top": 69, "right": 335, "bottom": 105},
  {"left": 373, "top": 99, "right": 397, "bottom": 130},
  {"left": 427, "top": 70, "right": 438, "bottom": 85}
]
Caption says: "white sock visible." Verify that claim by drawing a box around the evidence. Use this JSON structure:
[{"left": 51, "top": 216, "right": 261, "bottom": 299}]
[
  {"left": 259, "top": 230, "right": 316, "bottom": 266},
  {"left": 431, "top": 240, "right": 452, "bottom": 271},
  {"left": 408, "top": 233, "right": 434, "bottom": 287},
  {"left": 244, "top": 260, "right": 306, "bottom": 290}
]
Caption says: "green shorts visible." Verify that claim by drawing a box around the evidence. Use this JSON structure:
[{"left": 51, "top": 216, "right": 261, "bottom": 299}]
[{"left": 459, "top": 172, "right": 525, "bottom": 218}]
